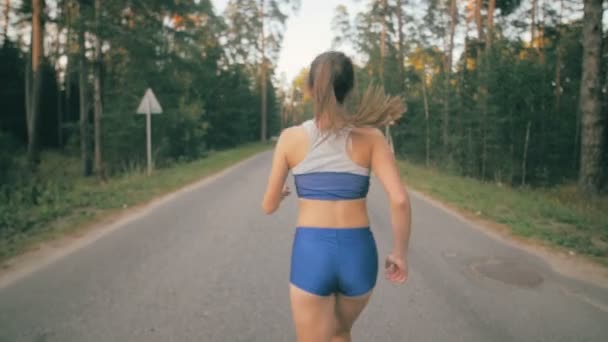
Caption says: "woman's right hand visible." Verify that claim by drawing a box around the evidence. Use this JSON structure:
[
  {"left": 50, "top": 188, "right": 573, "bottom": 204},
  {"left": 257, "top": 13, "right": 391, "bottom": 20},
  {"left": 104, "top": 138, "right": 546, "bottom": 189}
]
[
  {"left": 385, "top": 253, "right": 408, "bottom": 284},
  {"left": 281, "top": 185, "right": 291, "bottom": 200}
]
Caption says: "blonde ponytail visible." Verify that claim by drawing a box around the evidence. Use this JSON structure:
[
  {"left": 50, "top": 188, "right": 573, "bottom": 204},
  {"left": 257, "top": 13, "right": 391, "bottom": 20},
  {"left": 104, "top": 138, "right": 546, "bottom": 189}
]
[
  {"left": 347, "top": 85, "right": 405, "bottom": 128},
  {"left": 311, "top": 59, "right": 339, "bottom": 130},
  {"left": 308, "top": 52, "right": 406, "bottom": 132}
]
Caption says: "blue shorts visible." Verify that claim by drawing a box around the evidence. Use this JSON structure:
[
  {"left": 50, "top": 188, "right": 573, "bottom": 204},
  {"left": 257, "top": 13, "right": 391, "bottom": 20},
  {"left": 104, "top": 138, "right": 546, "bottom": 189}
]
[{"left": 290, "top": 227, "right": 378, "bottom": 297}]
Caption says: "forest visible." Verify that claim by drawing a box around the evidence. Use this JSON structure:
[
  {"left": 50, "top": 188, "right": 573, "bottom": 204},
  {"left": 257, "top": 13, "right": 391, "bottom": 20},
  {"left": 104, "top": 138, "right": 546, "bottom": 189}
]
[
  {"left": 0, "top": 0, "right": 303, "bottom": 176},
  {"left": 0, "top": 0, "right": 298, "bottom": 247},
  {"left": 0, "top": 0, "right": 606, "bottom": 251},
  {"left": 285, "top": 0, "right": 607, "bottom": 194}
]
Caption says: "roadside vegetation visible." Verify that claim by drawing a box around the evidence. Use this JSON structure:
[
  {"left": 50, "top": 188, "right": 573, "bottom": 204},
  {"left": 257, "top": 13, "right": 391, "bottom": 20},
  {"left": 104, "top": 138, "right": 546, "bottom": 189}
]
[{"left": 399, "top": 160, "right": 608, "bottom": 266}]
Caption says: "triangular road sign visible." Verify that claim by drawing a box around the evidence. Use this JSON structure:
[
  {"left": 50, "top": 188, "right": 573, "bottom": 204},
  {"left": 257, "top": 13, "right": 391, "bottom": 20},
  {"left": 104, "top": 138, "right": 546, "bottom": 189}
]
[{"left": 136, "top": 88, "right": 163, "bottom": 114}]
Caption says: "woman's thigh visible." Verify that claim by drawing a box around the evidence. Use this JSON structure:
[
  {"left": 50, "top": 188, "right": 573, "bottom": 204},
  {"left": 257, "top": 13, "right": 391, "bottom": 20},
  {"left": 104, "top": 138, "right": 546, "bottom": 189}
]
[
  {"left": 334, "top": 291, "right": 373, "bottom": 333},
  {"left": 290, "top": 284, "right": 336, "bottom": 342}
]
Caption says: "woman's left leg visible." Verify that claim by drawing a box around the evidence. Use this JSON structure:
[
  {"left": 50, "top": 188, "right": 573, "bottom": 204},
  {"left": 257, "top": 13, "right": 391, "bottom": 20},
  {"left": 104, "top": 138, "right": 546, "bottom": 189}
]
[
  {"left": 290, "top": 284, "right": 336, "bottom": 342},
  {"left": 332, "top": 291, "right": 373, "bottom": 342}
]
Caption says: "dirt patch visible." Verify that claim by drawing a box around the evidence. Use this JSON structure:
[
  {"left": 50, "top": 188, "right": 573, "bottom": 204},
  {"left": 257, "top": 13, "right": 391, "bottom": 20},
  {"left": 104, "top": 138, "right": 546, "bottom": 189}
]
[{"left": 409, "top": 189, "right": 608, "bottom": 289}]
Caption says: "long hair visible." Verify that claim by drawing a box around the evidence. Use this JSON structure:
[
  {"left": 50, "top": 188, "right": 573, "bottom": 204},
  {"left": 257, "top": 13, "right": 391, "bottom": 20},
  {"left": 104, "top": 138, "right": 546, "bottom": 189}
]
[{"left": 307, "top": 51, "right": 405, "bottom": 132}]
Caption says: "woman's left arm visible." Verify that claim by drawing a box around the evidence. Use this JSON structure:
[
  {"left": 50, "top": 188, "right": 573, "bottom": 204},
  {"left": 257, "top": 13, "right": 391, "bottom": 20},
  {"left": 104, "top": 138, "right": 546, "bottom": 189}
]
[{"left": 262, "top": 129, "right": 291, "bottom": 214}]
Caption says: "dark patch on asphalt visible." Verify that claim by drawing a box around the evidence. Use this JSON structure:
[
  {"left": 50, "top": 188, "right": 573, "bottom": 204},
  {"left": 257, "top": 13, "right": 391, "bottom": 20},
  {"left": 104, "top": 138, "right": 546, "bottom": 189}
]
[{"left": 471, "top": 258, "right": 544, "bottom": 288}]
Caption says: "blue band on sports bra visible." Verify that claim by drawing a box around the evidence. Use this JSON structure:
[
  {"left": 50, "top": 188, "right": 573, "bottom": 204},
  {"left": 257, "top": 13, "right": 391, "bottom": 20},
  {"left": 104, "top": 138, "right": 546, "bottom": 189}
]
[{"left": 294, "top": 172, "right": 370, "bottom": 200}]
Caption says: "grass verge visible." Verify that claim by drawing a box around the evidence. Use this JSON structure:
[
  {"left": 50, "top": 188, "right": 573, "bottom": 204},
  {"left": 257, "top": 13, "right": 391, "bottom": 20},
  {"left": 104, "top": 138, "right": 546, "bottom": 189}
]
[
  {"left": 0, "top": 143, "right": 270, "bottom": 263},
  {"left": 398, "top": 160, "right": 608, "bottom": 266}
]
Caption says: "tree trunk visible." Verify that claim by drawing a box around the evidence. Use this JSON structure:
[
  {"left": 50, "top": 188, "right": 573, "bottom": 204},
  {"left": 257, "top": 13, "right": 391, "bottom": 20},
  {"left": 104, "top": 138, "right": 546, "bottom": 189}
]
[
  {"left": 25, "top": 44, "right": 31, "bottom": 143},
  {"left": 396, "top": 0, "right": 405, "bottom": 94},
  {"left": 508, "top": 97, "right": 515, "bottom": 184},
  {"left": 485, "top": 0, "right": 495, "bottom": 50},
  {"left": 27, "top": 0, "right": 44, "bottom": 167},
  {"left": 380, "top": 0, "right": 390, "bottom": 149},
  {"left": 459, "top": 21, "right": 470, "bottom": 172},
  {"left": 521, "top": 121, "right": 531, "bottom": 186},
  {"left": 537, "top": 2, "right": 548, "bottom": 179},
  {"left": 531, "top": 0, "right": 537, "bottom": 49},
  {"left": 474, "top": 0, "right": 483, "bottom": 40},
  {"left": 289, "top": 86, "right": 295, "bottom": 126},
  {"left": 573, "top": 107, "right": 581, "bottom": 168},
  {"left": 509, "top": 141, "right": 515, "bottom": 184},
  {"left": 443, "top": 0, "right": 457, "bottom": 158},
  {"left": 56, "top": 23, "right": 63, "bottom": 148},
  {"left": 379, "top": 0, "right": 387, "bottom": 87},
  {"left": 480, "top": 0, "right": 496, "bottom": 181},
  {"left": 467, "top": 126, "right": 473, "bottom": 176},
  {"left": 64, "top": 0, "right": 72, "bottom": 146},
  {"left": 539, "top": 0, "right": 545, "bottom": 63},
  {"left": 578, "top": 0, "right": 604, "bottom": 194},
  {"left": 93, "top": 0, "right": 105, "bottom": 181},
  {"left": 259, "top": 0, "right": 267, "bottom": 142},
  {"left": 78, "top": 6, "right": 92, "bottom": 176},
  {"left": 2, "top": 0, "right": 9, "bottom": 40},
  {"left": 462, "top": 20, "right": 469, "bottom": 78},
  {"left": 473, "top": 0, "right": 486, "bottom": 178},
  {"left": 280, "top": 103, "right": 284, "bottom": 131},
  {"left": 422, "top": 67, "right": 431, "bottom": 167},
  {"left": 481, "top": 111, "right": 487, "bottom": 180},
  {"left": 534, "top": 0, "right": 546, "bottom": 62},
  {"left": 555, "top": 46, "right": 562, "bottom": 111},
  {"left": 555, "top": 0, "right": 564, "bottom": 113}
]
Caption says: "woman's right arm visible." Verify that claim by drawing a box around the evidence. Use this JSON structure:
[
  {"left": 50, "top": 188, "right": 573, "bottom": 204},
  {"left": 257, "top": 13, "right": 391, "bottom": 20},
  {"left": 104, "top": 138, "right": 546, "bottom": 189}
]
[{"left": 369, "top": 129, "right": 411, "bottom": 283}]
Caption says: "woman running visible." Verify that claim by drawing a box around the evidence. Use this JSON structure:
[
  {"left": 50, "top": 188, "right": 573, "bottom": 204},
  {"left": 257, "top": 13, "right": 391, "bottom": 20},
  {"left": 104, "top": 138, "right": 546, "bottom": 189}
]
[{"left": 262, "top": 51, "right": 412, "bottom": 342}]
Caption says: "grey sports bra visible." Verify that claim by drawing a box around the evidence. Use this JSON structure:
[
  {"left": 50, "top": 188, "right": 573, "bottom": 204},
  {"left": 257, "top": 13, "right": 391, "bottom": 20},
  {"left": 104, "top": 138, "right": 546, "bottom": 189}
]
[{"left": 292, "top": 120, "right": 370, "bottom": 200}]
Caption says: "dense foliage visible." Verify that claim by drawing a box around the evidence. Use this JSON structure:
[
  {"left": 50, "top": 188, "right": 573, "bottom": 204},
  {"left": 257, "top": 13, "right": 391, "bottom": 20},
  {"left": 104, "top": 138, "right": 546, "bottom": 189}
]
[
  {"left": 0, "top": 0, "right": 298, "bottom": 242},
  {"left": 0, "top": 0, "right": 297, "bottom": 180},
  {"left": 314, "top": 0, "right": 607, "bottom": 190}
]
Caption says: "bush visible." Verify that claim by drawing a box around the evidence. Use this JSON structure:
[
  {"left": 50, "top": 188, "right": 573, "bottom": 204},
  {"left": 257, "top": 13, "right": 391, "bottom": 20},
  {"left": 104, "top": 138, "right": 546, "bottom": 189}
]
[{"left": 0, "top": 132, "right": 21, "bottom": 187}]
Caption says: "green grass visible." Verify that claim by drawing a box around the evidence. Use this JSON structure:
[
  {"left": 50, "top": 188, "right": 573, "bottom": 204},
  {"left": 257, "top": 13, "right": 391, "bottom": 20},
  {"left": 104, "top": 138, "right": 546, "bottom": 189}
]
[
  {"left": 0, "top": 143, "right": 270, "bottom": 262},
  {"left": 398, "top": 160, "right": 608, "bottom": 265}
]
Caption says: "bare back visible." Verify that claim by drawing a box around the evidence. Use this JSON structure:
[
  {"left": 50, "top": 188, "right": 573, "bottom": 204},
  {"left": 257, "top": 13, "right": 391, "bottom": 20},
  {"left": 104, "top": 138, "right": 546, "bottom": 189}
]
[{"left": 282, "top": 122, "right": 380, "bottom": 228}]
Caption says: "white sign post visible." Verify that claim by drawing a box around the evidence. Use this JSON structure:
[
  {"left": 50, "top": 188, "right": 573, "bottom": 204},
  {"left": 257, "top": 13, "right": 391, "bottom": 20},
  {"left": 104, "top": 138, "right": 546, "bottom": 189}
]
[{"left": 136, "top": 88, "right": 163, "bottom": 175}]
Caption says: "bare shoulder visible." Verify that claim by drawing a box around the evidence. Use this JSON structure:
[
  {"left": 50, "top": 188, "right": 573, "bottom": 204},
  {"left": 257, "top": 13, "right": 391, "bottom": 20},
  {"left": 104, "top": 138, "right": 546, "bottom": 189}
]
[
  {"left": 278, "top": 124, "right": 310, "bottom": 168},
  {"left": 352, "top": 126, "right": 383, "bottom": 136},
  {"left": 351, "top": 126, "right": 385, "bottom": 144},
  {"left": 277, "top": 125, "right": 307, "bottom": 149},
  {"left": 280, "top": 125, "right": 306, "bottom": 140}
]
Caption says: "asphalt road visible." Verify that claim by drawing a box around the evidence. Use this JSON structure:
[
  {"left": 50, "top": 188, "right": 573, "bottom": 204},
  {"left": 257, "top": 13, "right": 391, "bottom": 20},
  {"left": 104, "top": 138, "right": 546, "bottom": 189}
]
[{"left": 1, "top": 151, "right": 607, "bottom": 342}]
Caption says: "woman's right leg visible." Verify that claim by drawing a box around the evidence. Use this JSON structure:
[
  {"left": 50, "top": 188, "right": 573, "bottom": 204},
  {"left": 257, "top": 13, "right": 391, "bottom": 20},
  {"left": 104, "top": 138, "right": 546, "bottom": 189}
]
[
  {"left": 290, "top": 228, "right": 339, "bottom": 341},
  {"left": 332, "top": 292, "right": 372, "bottom": 342}
]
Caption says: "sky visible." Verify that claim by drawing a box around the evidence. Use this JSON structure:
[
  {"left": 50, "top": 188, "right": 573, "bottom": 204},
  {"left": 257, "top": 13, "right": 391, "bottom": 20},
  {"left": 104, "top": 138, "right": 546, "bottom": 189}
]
[{"left": 211, "top": 0, "right": 367, "bottom": 84}]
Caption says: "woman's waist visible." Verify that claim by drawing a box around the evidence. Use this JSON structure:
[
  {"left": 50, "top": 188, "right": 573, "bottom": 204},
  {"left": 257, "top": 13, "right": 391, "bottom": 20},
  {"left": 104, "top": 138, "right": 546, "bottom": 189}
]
[
  {"left": 293, "top": 226, "right": 374, "bottom": 244},
  {"left": 296, "top": 199, "right": 369, "bottom": 228}
]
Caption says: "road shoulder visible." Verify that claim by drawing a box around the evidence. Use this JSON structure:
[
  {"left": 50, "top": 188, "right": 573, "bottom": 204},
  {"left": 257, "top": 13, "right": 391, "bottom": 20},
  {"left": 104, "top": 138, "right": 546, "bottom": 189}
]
[
  {"left": 408, "top": 188, "right": 608, "bottom": 289},
  {"left": 0, "top": 150, "right": 269, "bottom": 289}
]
